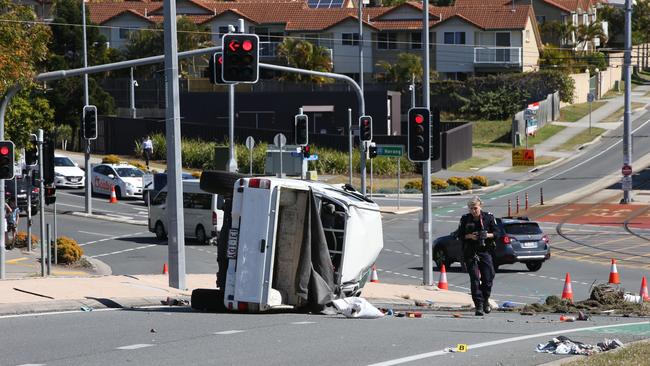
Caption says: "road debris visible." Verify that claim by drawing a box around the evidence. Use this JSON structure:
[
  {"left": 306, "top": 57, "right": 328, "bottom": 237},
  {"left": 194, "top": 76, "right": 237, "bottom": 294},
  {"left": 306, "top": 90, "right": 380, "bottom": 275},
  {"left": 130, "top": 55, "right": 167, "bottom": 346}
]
[
  {"left": 332, "top": 297, "right": 384, "bottom": 318},
  {"left": 80, "top": 306, "right": 93, "bottom": 312},
  {"left": 536, "top": 336, "right": 623, "bottom": 356},
  {"left": 161, "top": 297, "right": 189, "bottom": 306}
]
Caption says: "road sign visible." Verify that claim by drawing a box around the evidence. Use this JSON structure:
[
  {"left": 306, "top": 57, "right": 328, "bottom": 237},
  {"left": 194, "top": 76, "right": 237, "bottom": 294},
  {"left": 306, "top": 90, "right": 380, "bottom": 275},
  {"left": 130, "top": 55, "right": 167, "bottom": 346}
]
[
  {"left": 273, "top": 133, "right": 286, "bottom": 148},
  {"left": 622, "top": 164, "right": 633, "bottom": 176},
  {"left": 376, "top": 145, "right": 404, "bottom": 157},
  {"left": 143, "top": 174, "right": 154, "bottom": 190},
  {"left": 305, "top": 154, "right": 319, "bottom": 161},
  {"left": 622, "top": 176, "right": 632, "bottom": 190},
  {"left": 245, "top": 136, "right": 255, "bottom": 150},
  {"left": 588, "top": 92, "right": 595, "bottom": 103},
  {"left": 512, "top": 149, "right": 535, "bottom": 166}
]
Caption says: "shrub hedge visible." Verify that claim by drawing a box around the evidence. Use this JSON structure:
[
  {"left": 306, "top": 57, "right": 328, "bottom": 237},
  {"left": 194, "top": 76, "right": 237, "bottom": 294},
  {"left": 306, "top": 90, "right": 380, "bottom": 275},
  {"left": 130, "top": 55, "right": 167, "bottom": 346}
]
[
  {"left": 14, "top": 231, "right": 39, "bottom": 248},
  {"left": 54, "top": 236, "right": 84, "bottom": 264}
]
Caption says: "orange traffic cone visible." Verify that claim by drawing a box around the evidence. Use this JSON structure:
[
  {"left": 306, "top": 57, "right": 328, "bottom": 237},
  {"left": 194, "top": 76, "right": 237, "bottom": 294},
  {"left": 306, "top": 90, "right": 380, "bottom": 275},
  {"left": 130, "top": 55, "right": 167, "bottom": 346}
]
[
  {"left": 109, "top": 186, "right": 118, "bottom": 204},
  {"left": 640, "top": 276, "right": 649, "bottom": 302},
  {"left": 608, "top": 259, "right": 620, "bottom": 284},
  {"left": 438, "top": 264, "right": 448, "bottom": 290},
  {"left": 561, "top": 272, "right": 573, "bottom": 302},
  {"left": 162, "top": 263, "right": 168, "bottom": 275},
  {"left": 370, "top": 265, "right": 379, "bottom": 283}
]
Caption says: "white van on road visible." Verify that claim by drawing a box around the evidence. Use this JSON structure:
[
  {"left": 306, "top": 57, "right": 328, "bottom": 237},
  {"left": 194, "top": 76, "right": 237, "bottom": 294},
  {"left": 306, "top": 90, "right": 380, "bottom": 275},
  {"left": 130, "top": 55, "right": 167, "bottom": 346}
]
[
  {"left": 148, "top": 179, "right": 224, "bottom": 244},
  {"left": 192, "top": 172, "right": 384, "bottom": 313}
]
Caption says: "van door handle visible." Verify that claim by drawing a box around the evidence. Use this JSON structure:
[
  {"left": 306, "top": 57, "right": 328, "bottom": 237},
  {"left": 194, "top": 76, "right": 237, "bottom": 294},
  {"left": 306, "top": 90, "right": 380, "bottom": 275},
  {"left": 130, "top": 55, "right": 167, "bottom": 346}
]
[{"left": 260, "top": 239, "right": 266, "bottom": 253}]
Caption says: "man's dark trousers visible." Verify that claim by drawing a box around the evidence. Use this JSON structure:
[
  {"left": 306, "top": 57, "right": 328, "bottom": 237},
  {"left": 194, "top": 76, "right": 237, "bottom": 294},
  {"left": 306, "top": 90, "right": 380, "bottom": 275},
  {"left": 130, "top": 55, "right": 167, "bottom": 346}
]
[{"left": 466, "top": 251, "right": 495, "bottom": 306}]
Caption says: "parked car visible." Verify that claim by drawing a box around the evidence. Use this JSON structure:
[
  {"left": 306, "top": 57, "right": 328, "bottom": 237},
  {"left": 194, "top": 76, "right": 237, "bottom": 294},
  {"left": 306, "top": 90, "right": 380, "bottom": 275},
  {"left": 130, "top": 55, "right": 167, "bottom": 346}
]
[
  {"left": 91, "top": 163, "right": 144, "bottom": 199},
  {"left": 143, "top": 172, "right": 195, "bottom": 203},
  {"left": 432, "top": 217, "right": 551, "bottom": 272},
  {"left": 5, "top": 175, "right": 39, "bottom": 214},
  {"left": 54, "top": 154, "right": 85, "bottom": 188}
]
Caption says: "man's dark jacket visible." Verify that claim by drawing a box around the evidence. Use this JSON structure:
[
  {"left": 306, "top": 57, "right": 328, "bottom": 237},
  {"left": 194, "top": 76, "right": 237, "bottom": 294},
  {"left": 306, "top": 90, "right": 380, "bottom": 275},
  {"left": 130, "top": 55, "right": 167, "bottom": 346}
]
[{"left": 457, "top": 211, "right": 499, "bottom": 260}]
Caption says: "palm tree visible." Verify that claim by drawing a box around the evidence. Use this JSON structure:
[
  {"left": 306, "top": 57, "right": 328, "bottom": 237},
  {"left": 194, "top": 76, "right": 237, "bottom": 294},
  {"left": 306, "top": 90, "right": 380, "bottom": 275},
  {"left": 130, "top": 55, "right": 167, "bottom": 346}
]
[
  {"left": 375, "top": 53, "right": 426, "bottom": 87},
  {"left": 576, "top": 21, "right": 608, "bottom": 52},
  {"left": 276, "top": 38, "right": 333, "bottom": 83}
]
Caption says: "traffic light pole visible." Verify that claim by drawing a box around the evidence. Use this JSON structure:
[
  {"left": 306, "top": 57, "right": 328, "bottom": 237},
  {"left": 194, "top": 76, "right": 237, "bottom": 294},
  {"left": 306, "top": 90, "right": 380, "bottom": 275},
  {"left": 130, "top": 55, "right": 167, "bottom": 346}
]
[
  {"left": 622, "top": 0, "right": 633, "bottom": 204},
  {"left": 421, "top": 0, "right": 433, "bottom": 286},
  {"left": 37, "top": 129, "right": 46, "bottom": 276},
  {"left": 82, "top": 0, "right": 92, "bottom": 216}
]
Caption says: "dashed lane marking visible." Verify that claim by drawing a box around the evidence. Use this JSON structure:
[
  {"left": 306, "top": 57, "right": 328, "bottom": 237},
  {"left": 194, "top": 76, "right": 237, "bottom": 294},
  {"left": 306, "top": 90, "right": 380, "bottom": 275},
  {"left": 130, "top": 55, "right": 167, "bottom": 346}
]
[
  {"left": 77, "top": 231, "right": 114, "bottom": 237},
  {"left": 291, "top": 321, "right": 316, "bottom": 325},
  {"left": 382, "top": 248, "right": 421, "bottom": 258},
  {"left": 79, "top": 231, "right": 148, "bottom": 246},
  {"left": 116, "top": 344, "right": 154, "bottom": 350},
  {"left": 214, "top": 330, "right": 244, "bottom": 335},
  {"left": 17, "top": 364, "right": 46, "bottom": 366},
  {"left": 91, "top": 244, "right": 157, "bottom": 258}
]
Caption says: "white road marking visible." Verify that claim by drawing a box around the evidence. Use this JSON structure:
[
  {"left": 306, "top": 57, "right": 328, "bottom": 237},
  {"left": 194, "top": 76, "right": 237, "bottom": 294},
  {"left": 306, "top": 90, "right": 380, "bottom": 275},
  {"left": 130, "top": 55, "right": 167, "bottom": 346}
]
[
  {"left": 55, "top": 202, "right": 86, "bottom": 209},
  {"left": 291, "top": 321, "right": 316, "bottom": 325},
  {"left": 214, "top": 330, "right": 244, "bottom": 335},
  {"left": 91, "top": 244, "right": 157, "bottom": 258},
  {"left": 17, "top": 364, "right": 46, "bottom": 366},
  {"left": 117, "top": 344, "right": 154, "bottom": 350},
  {"left": 368, "top": 321, "right": 650, "bottom": 366},
  {"left": 0, "top": 308, "right": 119, "bottom": 320},
  {"left": 79, "top": 231, "right": 147, "bottom": 247},
  {"left": 78, "top": 231, "right": 114, "bottom": 237}
]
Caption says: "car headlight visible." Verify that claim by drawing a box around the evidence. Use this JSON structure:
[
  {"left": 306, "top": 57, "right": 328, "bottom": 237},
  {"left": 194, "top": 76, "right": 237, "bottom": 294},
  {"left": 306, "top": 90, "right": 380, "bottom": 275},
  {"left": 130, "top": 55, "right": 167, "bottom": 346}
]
[
  {"left": 125, "top": 182, "right": 133, "bottom": 188},
  {"left": 55, "top": 172, "right": 63, "bottom": 177}
]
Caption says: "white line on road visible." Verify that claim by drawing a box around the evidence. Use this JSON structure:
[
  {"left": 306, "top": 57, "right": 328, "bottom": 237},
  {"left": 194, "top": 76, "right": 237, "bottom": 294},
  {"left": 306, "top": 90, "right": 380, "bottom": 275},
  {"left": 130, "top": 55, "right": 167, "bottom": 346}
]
[
  {"left": 16, "top": 364, "right": 46, "bottom": 366},
  {"left": 291, "top": 321, "right": 316, "bottom": 325},
  {"left": 116, "top": 344, "right": 154, "bottom": 350},
  {"left": 78, "top": 231, "right": 114, "bottom": 237},
  {"left": 214, "top": 330, "right": 244, "bottom": 335},
  {"left": 79, "top": 231, "right": 147, "bottom": 247},
  {"left": 368, "top": 321, "right": 650, "bottom": 366},
  {"left": 91, "top": 244, "right": 157, "bottom": 258}
]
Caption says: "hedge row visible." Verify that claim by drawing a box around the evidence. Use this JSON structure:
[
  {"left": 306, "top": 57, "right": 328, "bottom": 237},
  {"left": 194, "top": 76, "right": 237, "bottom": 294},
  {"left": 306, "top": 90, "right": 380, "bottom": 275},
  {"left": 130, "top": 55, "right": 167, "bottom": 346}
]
[{"left": 404, "top": 175, "right": 490, "bottom": 192}]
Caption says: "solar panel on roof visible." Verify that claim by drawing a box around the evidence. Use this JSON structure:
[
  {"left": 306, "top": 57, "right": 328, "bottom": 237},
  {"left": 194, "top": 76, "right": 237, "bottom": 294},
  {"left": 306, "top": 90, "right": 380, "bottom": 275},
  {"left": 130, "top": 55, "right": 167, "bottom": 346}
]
[{"left": 307, "top": 0, "right": 346, "bottom": 8}]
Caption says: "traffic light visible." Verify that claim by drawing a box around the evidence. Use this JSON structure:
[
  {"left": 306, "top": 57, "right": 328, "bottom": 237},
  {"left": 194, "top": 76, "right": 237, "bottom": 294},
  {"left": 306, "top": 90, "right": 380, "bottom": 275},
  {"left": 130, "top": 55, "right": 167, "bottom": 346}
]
[
  {"left": 302, "top": 145, "right": 311, "bottom": 159},
  {"left": 83, "top": 105, "right": 98, "bottom": 140},
  {"left": 0, "top": 141, "right": 15, "bottom": 179},
  {"left": 408, "top": 107, "right": 431, "bottom": 162},
  {"left": 294, "top": 114, "right": 308, "bottom": 145},
  {"left": 25, "top": 141, "right": 37, "bottom": 166},
  {"left": 222, "top": 33, "right": 259, "bottom": 83},
  {"left": 44, "top": 185, "right": 56, "bottom": 205},
  {"left": 207, "top": 52, "right": 226, "bottom": 84},
  {"left": 42, "top": 140, "right": 55, "bottom": 185},
  {"left": 368, "top": 142, "right": 377, "bottom": 159},
  {"left": 359, "top": 115, "right": 372, "bottom": 142}
]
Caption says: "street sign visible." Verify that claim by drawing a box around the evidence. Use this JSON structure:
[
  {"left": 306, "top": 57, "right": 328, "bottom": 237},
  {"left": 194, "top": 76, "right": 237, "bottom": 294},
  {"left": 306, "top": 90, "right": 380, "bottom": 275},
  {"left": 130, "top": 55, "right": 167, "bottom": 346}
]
[
  {"left": 512, "top": 149, "right": 535, "bottom": 166},
  {"left": 587, "top": 92, "right": 595, "bottom": 103},
  {"left": 376, "top": 145, "right": 404, "bottom": 157},
  {"left": 622, "top": 176, "right": 632, "bottom": 190},
  {"left": 273, "top": 133, "right": 286, "bottom": 148},
  {"left": 143, "top": 174, "right": 154, "bottom": 190},
  {"left": 622, "top": 164, "right": 633, "bottom": 176},
  {"left": 306, "top": 154, "right": 319, "bottom": 161},
  {"left": 245, "top": 136, "right": 255, "bottom": 150}
]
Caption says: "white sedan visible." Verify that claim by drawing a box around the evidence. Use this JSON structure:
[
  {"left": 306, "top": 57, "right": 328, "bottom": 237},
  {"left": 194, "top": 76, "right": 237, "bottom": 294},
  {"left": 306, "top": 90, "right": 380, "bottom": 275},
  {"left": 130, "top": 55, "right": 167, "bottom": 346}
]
[
  {"left": 91, "top": 163, "right": 144, "bottom": 199},
  {"left": 54, "top": 154, "right": 85, "bottom": 188}
]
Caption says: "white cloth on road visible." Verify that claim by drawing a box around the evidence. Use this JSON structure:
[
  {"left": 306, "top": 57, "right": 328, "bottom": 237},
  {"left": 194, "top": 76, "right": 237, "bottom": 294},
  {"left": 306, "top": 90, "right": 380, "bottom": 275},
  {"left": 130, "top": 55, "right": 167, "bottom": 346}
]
[{"left": 332, "top": 297, "right": 384, "bottom": 319}]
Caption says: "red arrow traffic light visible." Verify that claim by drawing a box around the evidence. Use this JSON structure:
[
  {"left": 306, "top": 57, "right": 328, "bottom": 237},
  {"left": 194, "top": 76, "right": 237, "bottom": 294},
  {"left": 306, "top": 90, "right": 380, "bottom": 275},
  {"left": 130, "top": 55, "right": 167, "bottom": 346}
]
[
  {"left": 228, "top": 40, "right": 240, "bottom": 52},
  {"left": 242, "top": 40, "right": 254, "bottom": 51}
]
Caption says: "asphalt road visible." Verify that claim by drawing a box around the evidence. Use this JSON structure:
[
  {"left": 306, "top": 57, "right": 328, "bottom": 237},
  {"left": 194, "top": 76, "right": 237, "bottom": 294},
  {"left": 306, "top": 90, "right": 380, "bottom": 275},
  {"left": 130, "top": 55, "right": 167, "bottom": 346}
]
[{"left": 1, "top": 308, "right": 649, "bottom": 366}]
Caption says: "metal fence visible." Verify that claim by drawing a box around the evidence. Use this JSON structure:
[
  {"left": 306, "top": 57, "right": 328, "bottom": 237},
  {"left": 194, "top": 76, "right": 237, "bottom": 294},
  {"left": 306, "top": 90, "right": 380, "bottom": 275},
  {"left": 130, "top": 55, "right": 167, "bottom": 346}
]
[{"left": 511, "top": 91, "right": 560, "bottom": 147}]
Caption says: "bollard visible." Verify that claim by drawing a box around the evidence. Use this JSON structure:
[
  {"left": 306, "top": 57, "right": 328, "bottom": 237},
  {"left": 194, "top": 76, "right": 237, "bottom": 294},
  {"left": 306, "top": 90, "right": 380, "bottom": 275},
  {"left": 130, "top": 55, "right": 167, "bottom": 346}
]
[
  {"left": 540, "top": 187, "right": 544, "bottom": 206},
  {"left": 525, "top": 192, "right": 529, "bottom": 211},
  {"left": 508, "top": 199, "right": 511, "bottom": 217},
  {"left": 516, "top": 196, "right": 520, "bottom": 214}
]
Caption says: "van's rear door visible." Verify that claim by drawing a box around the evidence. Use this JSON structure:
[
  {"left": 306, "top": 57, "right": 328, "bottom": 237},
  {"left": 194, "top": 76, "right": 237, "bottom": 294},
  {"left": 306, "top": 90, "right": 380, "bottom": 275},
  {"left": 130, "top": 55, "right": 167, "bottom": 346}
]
[{"left": 234, "top": 185, "right": 279, "bottom": 307}]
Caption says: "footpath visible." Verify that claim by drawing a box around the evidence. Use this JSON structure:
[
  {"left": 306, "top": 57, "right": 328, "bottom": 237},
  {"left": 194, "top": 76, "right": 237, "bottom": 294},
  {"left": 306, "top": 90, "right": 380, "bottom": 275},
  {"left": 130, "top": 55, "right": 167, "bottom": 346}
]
[{"left": 1, "top": 85, "right": 649, "bottom": 316}]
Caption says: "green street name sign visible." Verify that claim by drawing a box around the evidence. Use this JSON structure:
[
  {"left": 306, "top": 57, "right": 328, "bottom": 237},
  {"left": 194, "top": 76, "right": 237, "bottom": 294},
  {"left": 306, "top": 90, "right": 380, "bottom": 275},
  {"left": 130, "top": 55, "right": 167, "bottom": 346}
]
[{"left": 376, "top": 145, "right": 404, "bottom": 157}]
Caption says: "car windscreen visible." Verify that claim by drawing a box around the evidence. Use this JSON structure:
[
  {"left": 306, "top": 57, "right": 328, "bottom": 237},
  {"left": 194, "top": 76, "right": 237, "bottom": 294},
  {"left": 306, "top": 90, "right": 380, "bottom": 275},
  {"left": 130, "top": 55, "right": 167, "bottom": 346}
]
[
  {"left": 115, "top": 168, "right": 143, "bottom": 177},
  {"left": 54, "top": 157, "right": 75, "bottom": 167},
  {"left": 503, "top": 223, "right": 542, "bottom": 235}
]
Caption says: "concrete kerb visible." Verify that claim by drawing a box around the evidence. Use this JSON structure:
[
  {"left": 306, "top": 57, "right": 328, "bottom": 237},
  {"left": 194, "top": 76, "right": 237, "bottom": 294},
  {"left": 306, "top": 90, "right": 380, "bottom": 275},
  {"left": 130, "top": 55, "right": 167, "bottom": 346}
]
[
  {"left": 0, "top": 296, "right": 178, "bottom": 317},
  {"left": 68, "top": 211, "right": 147, "bottom": 226}
]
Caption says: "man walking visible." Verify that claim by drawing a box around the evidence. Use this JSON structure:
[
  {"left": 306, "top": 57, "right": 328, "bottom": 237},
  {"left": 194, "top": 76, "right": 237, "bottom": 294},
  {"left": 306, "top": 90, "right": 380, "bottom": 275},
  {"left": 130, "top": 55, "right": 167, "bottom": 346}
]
[
  {"left": 142, "top": 135, "right": 153, "bottom": 169},
  {"left": 457, "top": 196, "right": 498, "bottom": 316}
]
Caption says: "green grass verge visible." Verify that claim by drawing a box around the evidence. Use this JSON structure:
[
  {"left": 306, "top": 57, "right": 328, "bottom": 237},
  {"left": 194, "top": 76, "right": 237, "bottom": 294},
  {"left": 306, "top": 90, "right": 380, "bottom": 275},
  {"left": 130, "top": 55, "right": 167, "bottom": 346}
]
[
  {"left": 602, "top": 102, "right": 646, "bottom": 122},
  {"left": 555, "top": 127, "right": 607, "bottom": 151},
  {"left": 563, "top": 340, "right": 650, "bottom": 366},
  {"left": 559, "top": 101, "right": 606, "bottom": 122},
  {"left": 447, "top": 155, "right": 503, "bottom": 172},
  {"left": 470, "top": 120, "right": 512, "bottom": 144},
  {"left": 472, "top": 142, "right": 512, "bottom": 149},
  {"left": 520, "top": 124, "right": 567, "bottom": 147},
  {"left": 508, "top": 155, "right": 558, "bottom": 172}
]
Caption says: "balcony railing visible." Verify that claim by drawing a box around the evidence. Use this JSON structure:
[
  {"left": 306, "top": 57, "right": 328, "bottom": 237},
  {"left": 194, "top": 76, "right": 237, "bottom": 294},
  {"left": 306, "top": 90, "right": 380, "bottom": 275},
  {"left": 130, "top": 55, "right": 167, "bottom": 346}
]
[
  {"left": 474, "top": 47, "right": 522, "bottom": 65},
  {"left": 259, "top": 41, "right": 281, "bottom": 58}
]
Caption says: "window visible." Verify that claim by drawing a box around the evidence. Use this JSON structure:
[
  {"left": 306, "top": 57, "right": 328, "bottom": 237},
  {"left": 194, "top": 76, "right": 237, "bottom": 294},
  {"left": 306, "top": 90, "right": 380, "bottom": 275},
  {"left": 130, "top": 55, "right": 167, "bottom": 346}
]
[
  {"left": 503, "top": 223, "right": 542, "bottom": 235},
  {"left": 536, "top": 15, "right": 546, "bottom": 24},
  {"left": 152, "top": 191, "right": 167, "bottom": 206},
  {"left": 443, "top": 32, "right": 465, "bottom": 45},
  {"left": 115, "top": 168, "right": 143, "bottom": 177},
  {"left": 54, "top": 157, "right": 75, "bottom": 167},
  {"left": 119, "top": 28, "right": 131, "bottom": 40},
  {"left": 342, "top": 33, "right": 359, "bottom": 46},
  {"left": 526, "top": 30, "right": 531, "bottom": 43},
  {"left": 377, "top": 32, "right": 397, "bottom": 50},
  {"left": 410, "top": 32, "right": 421, "bottom": 49},
  {"left": 218, "top": 25, "right": 239, "bottom": 38}
]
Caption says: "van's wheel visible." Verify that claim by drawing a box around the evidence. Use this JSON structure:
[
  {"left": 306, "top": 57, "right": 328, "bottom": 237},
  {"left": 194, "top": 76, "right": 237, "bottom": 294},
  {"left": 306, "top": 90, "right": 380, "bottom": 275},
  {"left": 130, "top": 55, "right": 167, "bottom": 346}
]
[
  {"left": 155, "top": 221, "right": 167, "bottom": 240},
  {"left": 195, "top": 225, "right": 207, "bottom": 245},
  {"left": 525, "top": 261, "right": 543, "bottom": 272},
  {"left": 191, "top": 288, "right": 226, "bottom": 312},
  {"left": 200, "top": 170, "right": 246, "bottom": 197},
  {"left": 114, "top": 186, "right": 122, "bottom": 199}
]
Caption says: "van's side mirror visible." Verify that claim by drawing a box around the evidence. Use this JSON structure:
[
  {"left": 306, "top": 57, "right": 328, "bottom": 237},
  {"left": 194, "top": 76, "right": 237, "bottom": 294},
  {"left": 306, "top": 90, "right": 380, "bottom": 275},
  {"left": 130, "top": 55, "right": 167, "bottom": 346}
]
[
  {"left": 108, "top": 174, "right": 115, "bottom": 179},
  {"left": 217, "top": 196, "right": 225, "bottom": 210}
]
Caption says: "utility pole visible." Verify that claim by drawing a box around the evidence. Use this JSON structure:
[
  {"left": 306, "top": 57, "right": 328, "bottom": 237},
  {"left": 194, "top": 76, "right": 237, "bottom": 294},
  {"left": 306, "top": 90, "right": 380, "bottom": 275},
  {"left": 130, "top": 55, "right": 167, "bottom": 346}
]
[
  {"left": 130, "top": 67, "right": 137, "bottom": 118},
  {"left": 622, "top": 0, "right": 633, "bottom": 203},
  {"left": 37, "top": 129, "right": 46, "bottom": 276},
  {"left": 82, "top": 0, "right": 92, "bottom": 215},
  {"left": 358, "top": 0, "right": 367, "bottom": 196},
  {"left": 421, "top": 0, "right": 433, "bottom": 286}
]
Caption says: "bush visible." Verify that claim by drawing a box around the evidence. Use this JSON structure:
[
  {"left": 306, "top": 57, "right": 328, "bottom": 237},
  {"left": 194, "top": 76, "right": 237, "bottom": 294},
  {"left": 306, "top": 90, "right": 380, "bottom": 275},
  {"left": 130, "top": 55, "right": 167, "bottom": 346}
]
[
  {"left": 14, "top": 231, "right": 39, "bottom": 248},
  {"left": 447, "top": 176, "right": 472, "bottom": 190},
  {"left": 404, "top": 179, "right": 422, "bottom": 191},
  {"left": 128, "top": 161, "right": 147, "bottom": 170},
  {"left": 102, "top": 155, "right": 121, "bottom": 164},
  {"left": 431, "top": 178, "right": 449, "bottom": 190},
  {"left": 469, "top": 175, "right": 489, "bottom": 187},
  {"left": 54, "top": 236, "right": 84, "bottom": 264}
]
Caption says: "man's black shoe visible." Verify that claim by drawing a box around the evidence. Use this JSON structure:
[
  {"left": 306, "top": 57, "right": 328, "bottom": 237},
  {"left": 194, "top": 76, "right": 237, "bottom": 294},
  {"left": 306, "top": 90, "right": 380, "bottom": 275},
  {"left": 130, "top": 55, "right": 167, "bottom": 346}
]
[
  {"left": 483, "top": 302, "right": 491, "bottom": 314},
  {"left": 475, "top": 309, "right": 484, "bottom": 316}
]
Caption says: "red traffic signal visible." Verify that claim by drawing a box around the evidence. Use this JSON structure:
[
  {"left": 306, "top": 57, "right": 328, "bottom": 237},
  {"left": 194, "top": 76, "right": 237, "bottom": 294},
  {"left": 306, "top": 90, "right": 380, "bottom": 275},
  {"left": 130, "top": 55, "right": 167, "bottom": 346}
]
[
  {"left": 0, "top": 141, "right": 14, "bottom": 179},
  {"left": 359, "top": 115, "right": 372, "bottom": 142},
  {"left": 302, "top": 145, "right": 311, "bottom": 158},
  {"left": 408, "top": 108, "right": 430, "bottom": 162},
  {"left": 222, "top": 34, "right": 259, "bottom": 83},
  {"left": 207, "top": 52, "right": 226, "bottom": 84},
  {"left": 414, "top": 114, "right": 424, "bottom": 124}
]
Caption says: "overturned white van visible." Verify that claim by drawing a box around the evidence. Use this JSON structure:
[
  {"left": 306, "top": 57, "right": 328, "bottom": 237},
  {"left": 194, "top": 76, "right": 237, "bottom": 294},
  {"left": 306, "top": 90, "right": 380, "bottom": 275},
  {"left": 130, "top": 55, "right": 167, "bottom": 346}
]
[{"left": 192, "top": 172, "right": 383, "bottom": 312}]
